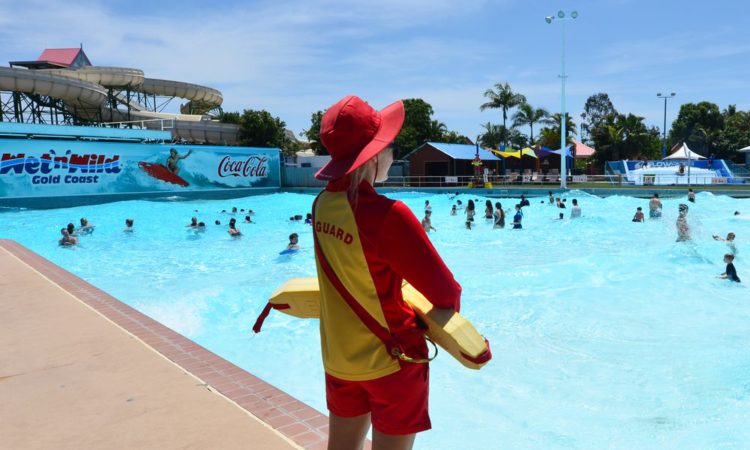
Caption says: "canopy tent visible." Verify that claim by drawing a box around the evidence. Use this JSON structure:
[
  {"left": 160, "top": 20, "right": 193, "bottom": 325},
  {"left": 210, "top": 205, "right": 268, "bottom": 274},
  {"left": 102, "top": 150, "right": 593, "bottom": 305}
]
[
  {"left": 491, "top": 147, "right": 538, "bottom": 159},
  {"left": 665, "top": 143, "right": 706, "bottom": 160},
  {"left": 539, "top": 146, "right": 574, "bottom": 158},
  {"left": 738, "top": 145, "right": 750, "bottom": 152},
  {"left": 573, "top": 140, "right": 596, "bottom": 159}
]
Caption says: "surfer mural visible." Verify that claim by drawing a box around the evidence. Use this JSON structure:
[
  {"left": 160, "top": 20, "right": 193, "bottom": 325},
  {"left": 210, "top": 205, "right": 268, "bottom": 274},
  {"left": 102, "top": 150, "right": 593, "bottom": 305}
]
[
  {"left": 138, "top": 148, "right": 193, "bottom": 187},
  {"left": 0, "top": 138, "right": 280, "bottom": 202}
]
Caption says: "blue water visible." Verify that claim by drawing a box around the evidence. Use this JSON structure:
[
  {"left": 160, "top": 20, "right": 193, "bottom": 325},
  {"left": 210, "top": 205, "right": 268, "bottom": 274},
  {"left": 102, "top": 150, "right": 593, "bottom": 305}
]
[{"left": 2, "top": 191, "right": 749, "bottom": 449}]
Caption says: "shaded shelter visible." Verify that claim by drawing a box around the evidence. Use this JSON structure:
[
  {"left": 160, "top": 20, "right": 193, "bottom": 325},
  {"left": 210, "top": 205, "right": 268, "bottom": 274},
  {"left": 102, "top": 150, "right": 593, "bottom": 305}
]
[{"left": 405, "top": 142, "right": 502, "bottom": 180}]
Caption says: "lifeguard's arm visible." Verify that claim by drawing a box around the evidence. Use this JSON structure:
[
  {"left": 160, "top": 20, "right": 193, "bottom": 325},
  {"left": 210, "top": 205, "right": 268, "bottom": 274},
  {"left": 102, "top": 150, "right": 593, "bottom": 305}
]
[{"left": 380, "top": 201, "right": 461, "bottom": 311}]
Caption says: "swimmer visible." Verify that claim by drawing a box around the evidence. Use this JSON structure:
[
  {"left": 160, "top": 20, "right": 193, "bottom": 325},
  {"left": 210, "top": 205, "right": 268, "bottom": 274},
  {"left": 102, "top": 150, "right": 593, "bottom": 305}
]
[
  {"left": 632, "top": 207, "right": 645, "bottom": 223},
  {"left": 124, "top": 218, "right": 134, "bottom": 232},
  {"left": 244, "top": 215, "right": 253, "bottom": 224},
  {"left": 570, "top": 199, "right": 581, "bottom": 218},
  {"left": 66, "top": 222, "right": 77, "bottom": 236},
  {"left": 519, "top": 194, "right": 530, "bottom": 208},
  {"left": 713, "top": 232, "right": 737, "bottom": 255},
  {"left": 734, "top": 211, "right": 741, "bottom": 216},
  {"left": 425, "top": 200, "right": 432, "bottom": 214},
  {"left": 676, "top": 203, "right": 690, "bottom": 242},
  {"left": 558, "top": 212, "right": 564, "bottom": 220},
  {"left": 719, "top": 253, "right": 741, "bottom": 282},
  {"left": 688, "top": 188, "right": 695, "bottom": 203},
  {"left": 227, "top": 218, "right": 241, "bottom": 237},
  {"left": 422, "top": 210, "right": 436, "bottom": 233},
  {"left": 231, "top": 207, "right": 238, "bottom": 214},
  {"left": 548, "top": 191, "right": 554, "bottom": 204},
  {"left": 59, "top": 228, "right": 78, "bottom": 246},
  {"left": 305, "top": 213, "right": 313, "bottom": 225},
  {"left": 215, "top": 220, "right": 221, "bottom": 225},
  {"left": 287, "top": 233, "right": 300, "bottom": 250},
  {"left": 78, "top": 217, "right": 94, "bottom": 234},
  {"left": 493, "top": 202, "right": 505, "bottom": 229},
  {"left": 556, "top": 197, "right": 566, "bottom": 209},
  {"left": 649, "top": 193, "right": 662, "bottom": 219},
  {"left": 187, "top": 216, "right": 199, "bottom": 228},
  {"left": 456, "top": 199, "right": 464, "bottom": 210},
  {"left": 451, "top": 204, "right": 457, "bottom": 216},
  {"left": 290, "top": 214, "right": 303, "bottom": 221},
  {"left": 465, "top": 199, "right": 476, "bottom": 224},
  {"left": 484, "top": 200, "right": 493, "bottom": 219},
  {"left": 513, "top": 204, "right": 523, "bottom": 229}
]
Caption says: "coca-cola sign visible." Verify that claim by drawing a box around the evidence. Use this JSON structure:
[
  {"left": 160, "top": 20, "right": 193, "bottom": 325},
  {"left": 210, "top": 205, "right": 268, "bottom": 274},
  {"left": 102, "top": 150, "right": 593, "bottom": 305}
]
[{"left": 218, "top": 155, "right": 269, "bottom": 178}]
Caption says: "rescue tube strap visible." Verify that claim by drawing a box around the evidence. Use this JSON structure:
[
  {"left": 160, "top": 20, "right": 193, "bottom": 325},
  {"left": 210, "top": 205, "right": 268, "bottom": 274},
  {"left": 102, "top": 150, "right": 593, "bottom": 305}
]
[
  {"left": 252, "top": 302, "right": 290, "bottom": 333},
  {"left": 459, "top": 338, "right": 492, "bottom": 365},
  {"left": 312, "top": 196, "right": 429, "bottom": 364}
]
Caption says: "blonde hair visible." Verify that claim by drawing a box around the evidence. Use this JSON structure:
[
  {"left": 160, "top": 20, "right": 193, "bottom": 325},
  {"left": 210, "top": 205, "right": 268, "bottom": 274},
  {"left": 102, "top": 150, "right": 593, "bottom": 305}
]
[{"left": 346, "top": 158, "right": 377, "bottom": 206}]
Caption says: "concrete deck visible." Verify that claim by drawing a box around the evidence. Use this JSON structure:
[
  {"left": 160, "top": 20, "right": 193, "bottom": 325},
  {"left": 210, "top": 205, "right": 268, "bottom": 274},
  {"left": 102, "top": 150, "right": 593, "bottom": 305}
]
[{"left": 0, "top": 240, "right": 331, "bottom": 449}]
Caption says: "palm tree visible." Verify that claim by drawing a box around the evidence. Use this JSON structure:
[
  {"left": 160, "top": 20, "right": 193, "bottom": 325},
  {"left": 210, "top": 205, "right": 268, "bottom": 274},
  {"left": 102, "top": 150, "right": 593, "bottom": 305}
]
[
  {"left": 428, "top": 120, "right": 448, "bottom": 141},
  {"left": 512, "top": 102, "right": 550, "bottom": 145},
  {"left": 480, "top": 82, "right": 526, "bottom": 146},
  {"left": 548, "top": 113, "right": 577, "bottom": 145}
]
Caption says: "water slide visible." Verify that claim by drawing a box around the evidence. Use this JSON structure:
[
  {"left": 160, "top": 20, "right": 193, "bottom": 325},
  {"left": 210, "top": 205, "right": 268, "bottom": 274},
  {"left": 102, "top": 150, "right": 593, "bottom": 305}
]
[{"left": 0, "top": 66, "right": 239, "bottom": 144}]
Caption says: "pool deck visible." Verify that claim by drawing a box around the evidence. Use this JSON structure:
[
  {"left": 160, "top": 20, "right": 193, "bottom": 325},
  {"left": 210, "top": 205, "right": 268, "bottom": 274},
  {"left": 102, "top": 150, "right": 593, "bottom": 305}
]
[{"left": 0, "top": 239, "right": 337, "bottom": 450}]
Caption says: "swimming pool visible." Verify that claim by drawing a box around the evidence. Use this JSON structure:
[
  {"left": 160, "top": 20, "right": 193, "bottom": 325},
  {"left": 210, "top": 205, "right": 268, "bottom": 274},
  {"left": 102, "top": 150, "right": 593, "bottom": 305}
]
[{"left": 1, "top": 190, "right": 748, "bottom": 449}]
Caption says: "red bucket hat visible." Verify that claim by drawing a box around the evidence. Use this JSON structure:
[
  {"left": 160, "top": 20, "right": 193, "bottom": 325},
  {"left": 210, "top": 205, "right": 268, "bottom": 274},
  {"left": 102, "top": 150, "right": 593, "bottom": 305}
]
[{"left": 314, "top": 95, "right": 405, "bottom": 181}]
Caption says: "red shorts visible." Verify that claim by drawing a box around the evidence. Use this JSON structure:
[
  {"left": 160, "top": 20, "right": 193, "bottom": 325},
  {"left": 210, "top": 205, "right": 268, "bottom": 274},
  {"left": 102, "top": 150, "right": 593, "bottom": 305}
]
[{"left": 325, "top": 363, "right": 431, "bottom": 435}]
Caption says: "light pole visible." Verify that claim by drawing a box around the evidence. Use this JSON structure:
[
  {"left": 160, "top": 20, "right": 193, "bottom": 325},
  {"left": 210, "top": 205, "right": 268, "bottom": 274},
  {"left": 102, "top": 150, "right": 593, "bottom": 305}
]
[
  {"left": 657, "top": 92, "right": 676, "bottom": 159},
  {"left": 546, "top": 10, "right": 577, "bottom": 189}
]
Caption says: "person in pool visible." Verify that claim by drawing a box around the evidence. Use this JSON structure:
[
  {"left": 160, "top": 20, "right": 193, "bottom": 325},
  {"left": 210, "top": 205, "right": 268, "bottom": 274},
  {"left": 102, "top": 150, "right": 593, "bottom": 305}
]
[
  {"left": 719, "top": 253, "right": 741, "bottom": 282},
  {"left": 688, "top": 188, "right": 696, "bottom": 203},
  {"left": 570, "top": 199, "right": 581, "bottom": 218},
  {"left": 124, "top": 218, "right": 134, "bottom": 232},
  {"left": 421, "top": 210, "right": 436, "bottom": 233},
  {"left": 187, "top": 216, "right": 199, "bottom": 228},
  {"left": 305, "top": 213, "right": 313, "bottom": 225},
  {"left": 450, "top": 204, "right": 457, "bottom": 216},
  {"left": 484, "top": 200, "right": 493, "bottom": 219},
  {"left": 632, "top": 207, "right": 645, "bottom": 223},
  {"left": 166, "top": 148, "right": 192, "bottom": 174},
  {"left": 227, "top": 218, "right": 241, "bottom": 237},
  {"left": 456, "top": 199, "right": 464, "bottom": 210},
  {"left": 519, "top": 194, "right": 530, "bottom": 208},
  {"left": 78, "top": 217, "right": 94, "bottom": 234},
  {"left": 287, "top": 233, "right": 300, "bottom": 250},
  {"left": 66, "top": 222, "right": 77, "bottom": 236},
  {"left": 713, "top": 232, "right": 737, "bottom": 255},
  {"left": 465, "top": 199, "right": 476, "bottom": 224},
  {"left": 676, "top": 203, "right": 690, "bottom": 242},
  {"left": 309, "top": 95, "right": 461, "bottom": 450},
  {"left": 424, "top": 200, "right": 432, "bottom": 214},
  {"left": 493, "top": 202, "right": 505, "bottom": 229},
  {"left": 59, "top": 228, "right": 78, "bottom": 246},
  {"left": 244, "top": 214, "right": 254, "bottom": 224},
  {"left": 548, "top": 191, "right": 554, "bottom": 205},
  {"left": 649, "top": 193, "right": 662, "bottom": 218},
  {"left": 513, "top": 204, "right": 523, "bottom": 229}
]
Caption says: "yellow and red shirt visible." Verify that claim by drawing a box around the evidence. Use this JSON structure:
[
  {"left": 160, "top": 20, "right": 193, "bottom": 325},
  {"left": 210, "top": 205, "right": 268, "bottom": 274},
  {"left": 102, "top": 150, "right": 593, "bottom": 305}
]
[{"left": 313, "top": 180, "right": 461, "bottom": 381}]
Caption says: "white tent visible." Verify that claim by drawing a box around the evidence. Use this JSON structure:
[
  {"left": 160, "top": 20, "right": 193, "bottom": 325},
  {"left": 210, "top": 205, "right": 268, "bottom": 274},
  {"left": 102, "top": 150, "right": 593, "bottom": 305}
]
[
  {"left": 665, "top": 143, "right": 706, "bottom": 160},
  {"left": 737, "top": 145, "right": 750, "bottom": 152}
]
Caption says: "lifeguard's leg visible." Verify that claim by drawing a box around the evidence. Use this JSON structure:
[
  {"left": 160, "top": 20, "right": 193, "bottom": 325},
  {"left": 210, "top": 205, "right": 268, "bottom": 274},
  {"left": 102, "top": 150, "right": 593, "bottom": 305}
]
[
  {"left": 327, "top": 412, "right": 370, "bottom": 450},
  {"left": 372, "top": 429, "right": 416, "bottom": 450}
]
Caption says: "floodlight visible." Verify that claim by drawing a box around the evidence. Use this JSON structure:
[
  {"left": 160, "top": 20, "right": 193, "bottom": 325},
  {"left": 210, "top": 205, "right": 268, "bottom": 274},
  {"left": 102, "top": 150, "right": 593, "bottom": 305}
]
[
  {"left": 545, "top": 16, "right": 553, "bottom": 23},
  {"left": 571, "top": 11, "right": 578, "bottom": 18},
  {"left": 657, "top": 93, "right": 662, "bottom": 96},
  {"left": 558, "top": 10, "right": 565, "bottom": 18}
]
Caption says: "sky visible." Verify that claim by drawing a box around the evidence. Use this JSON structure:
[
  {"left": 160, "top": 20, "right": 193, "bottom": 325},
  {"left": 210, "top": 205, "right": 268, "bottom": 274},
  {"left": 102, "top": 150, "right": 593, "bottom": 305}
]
[{"left": 1, "top": 0, "right": 748, "bottom": 143}]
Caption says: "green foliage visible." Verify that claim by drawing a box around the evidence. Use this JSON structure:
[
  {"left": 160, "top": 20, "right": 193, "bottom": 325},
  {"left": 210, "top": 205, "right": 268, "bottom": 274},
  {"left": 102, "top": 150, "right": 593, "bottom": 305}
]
[
  {"left": 512, "top": 102, "right": 550, "bottom": 145},
  {"left": 217, "top": 111, "right": 241, "bottom": 124},
  {"left": 478, "top": 123, "right": 527, "bottom": 149},
  {"left": 715, "top": 108, "right": 750, "bottom": 161},
  {"left": 537, "top": 113, "right": 577, "bottom": 149},
  {"left": 480, "top": 82, "right": 526, "bottom": 146},
  {"left": 393, "top": 98, "right": 466, "bottom": 158},
  {"left": 590, "top": 113, "right": 661, "bottom": 166},
  {"left": 580, "top": 93, "right": 617, "bottom": 143},
  {"left": 669, "top": 102, "right": 724, "bottom": 155},
  {"left": 234, "top": 109, "right": 297, "bottom": 155},
  {"left": 303, "top": 111, "right": 327, "bottom": 155}
]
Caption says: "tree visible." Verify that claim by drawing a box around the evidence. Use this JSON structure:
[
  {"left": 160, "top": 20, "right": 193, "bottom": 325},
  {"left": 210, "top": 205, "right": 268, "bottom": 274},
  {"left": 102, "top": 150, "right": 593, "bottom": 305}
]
[
  {"left": 479, "top": 82, "right": 526, "bottom": 146},
  {"left": 537, "top": 113, "right": 577, "bottom": 149},
  {"left": 217, "top": 111, "right": 241, "bottom": 124},
  {"left": 235, "top": 109, "right": 297, "bottom": 155},
  {"left": 302, "top": 111, "right": 327, "bottom": 155},
  {"left": 715, "top": 109, "right": 750, "bottom": 160},
  {"left": 580, "top": 93, "right": 617, "bottom": 143},
  {"left": 478, "top": 122, "right": 506, "bottom": 149},
  {"left": 393, "top": 98, "right": 435, "bottom": 158},
  {"left": 512, "top": 102, "right": 550, "bottom": 145},
  {"left": 669, "top": 102, "right": 724, "bottom": 156},
  {"left": 590, "top": 113, "right": 661, "bottom": 166}
]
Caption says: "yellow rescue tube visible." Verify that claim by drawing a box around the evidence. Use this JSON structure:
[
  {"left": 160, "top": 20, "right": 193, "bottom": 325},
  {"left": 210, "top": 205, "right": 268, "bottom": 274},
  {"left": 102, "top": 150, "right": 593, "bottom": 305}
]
[{"left": 263, "top": 277, "right": 491, "bottom": 370}]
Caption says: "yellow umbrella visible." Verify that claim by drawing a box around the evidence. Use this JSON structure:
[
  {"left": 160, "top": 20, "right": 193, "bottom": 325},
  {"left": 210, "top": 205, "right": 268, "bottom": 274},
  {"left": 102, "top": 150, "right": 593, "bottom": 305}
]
[{"left": 520, "top": 147, "right": 538, "bottom": 159}]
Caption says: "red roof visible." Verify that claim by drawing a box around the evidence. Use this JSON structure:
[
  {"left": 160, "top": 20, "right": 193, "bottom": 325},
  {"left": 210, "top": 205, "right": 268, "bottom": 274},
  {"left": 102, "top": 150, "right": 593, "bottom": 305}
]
[
  {"left": 36, "top": 48, "right": 82, "bottom": 66},
  {"left": 573, "top": 140, "right": 596, "bottom": 158}
]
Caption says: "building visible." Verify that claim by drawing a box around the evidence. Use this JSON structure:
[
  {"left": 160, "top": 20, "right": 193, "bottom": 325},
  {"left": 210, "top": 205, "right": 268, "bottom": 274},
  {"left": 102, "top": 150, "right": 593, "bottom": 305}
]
[{"left": 404, "top": 142, "right": 502, "bottom": 178}]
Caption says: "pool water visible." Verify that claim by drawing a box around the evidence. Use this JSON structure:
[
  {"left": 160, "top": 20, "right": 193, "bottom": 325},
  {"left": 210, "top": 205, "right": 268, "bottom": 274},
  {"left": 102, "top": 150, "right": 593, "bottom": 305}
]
[{"left": 1, "top": 191, "right": 749, "bottom": 449}]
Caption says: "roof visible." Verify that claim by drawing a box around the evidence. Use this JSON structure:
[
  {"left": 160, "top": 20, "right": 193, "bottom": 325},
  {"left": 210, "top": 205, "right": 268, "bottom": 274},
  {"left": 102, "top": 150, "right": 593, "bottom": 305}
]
[
  {"left": 37, "top": 48, "right": 83, "bottom": 66},
  {"left": 573, "top": 140, "right": 596, "bottom": 158},
  {"left": 665, "top": 143, "right": 706, "bottom": 160},
  {"left": 411, "top": 142, "right": 500, "bottom": 161}
]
